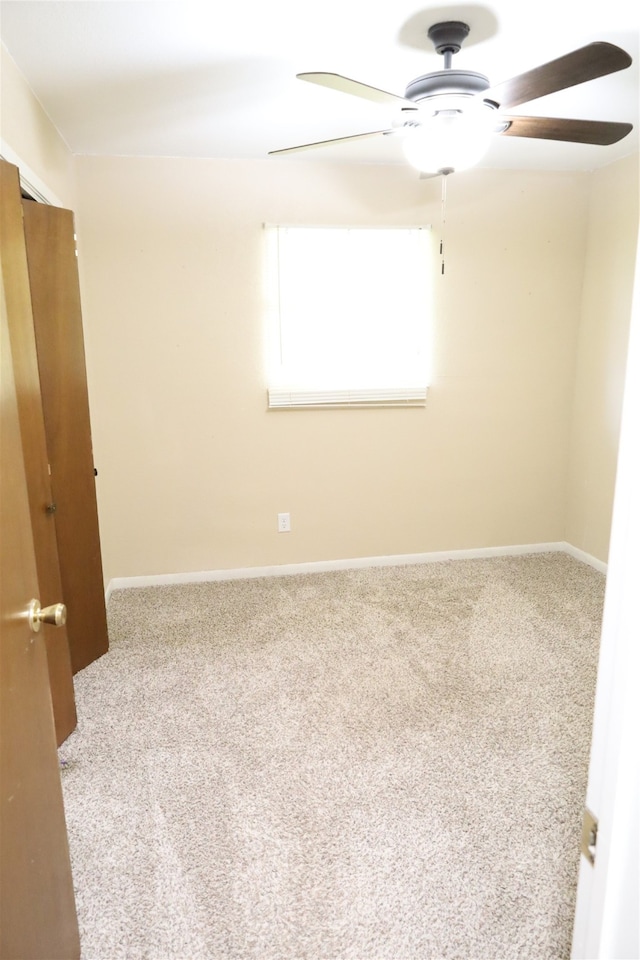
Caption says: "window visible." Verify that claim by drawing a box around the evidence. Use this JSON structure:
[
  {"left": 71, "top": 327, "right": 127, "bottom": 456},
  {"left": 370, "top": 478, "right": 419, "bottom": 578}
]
[{"left": 264, "top": 225, "right": 433, "bottom": 408}]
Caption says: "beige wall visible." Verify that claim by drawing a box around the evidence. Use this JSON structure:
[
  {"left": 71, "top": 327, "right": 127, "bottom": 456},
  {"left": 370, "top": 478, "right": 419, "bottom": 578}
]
[
  {"left": 0, "top": 45, "right": 76, "bottom": 207},
  {"left": 2, "top": 47, "right": 636, "bottom": 580},
  {"left": 74, "top": 157, "right": 592, "bottom": 582},
  {"left": 566, "top": 154, "right": 639, "bottom": 562}
]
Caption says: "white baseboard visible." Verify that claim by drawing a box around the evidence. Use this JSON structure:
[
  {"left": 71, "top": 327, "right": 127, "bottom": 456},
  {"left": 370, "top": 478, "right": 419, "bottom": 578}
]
[
  {"left": 561, "top": 541, "right": 608, "bottom": 574},
  {"left": 105, "top": 541, "right": 606, "bottom": 603}
]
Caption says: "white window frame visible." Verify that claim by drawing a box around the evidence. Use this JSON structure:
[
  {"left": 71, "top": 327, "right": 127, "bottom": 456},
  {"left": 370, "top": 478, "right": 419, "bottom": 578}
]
[{"left": 264, "top": 224, "right": 433, "bottom": 409}]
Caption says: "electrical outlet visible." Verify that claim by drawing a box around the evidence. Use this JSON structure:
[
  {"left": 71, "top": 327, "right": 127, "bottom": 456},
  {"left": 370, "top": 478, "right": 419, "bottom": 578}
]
[{"left": 277, "top": 512, "right": 291, "bottom": 533}]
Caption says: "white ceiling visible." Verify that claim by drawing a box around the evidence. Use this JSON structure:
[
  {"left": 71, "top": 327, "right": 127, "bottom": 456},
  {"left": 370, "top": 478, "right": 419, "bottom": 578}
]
[{"left": 1, "top": 0, "right": 638, "bottom": 171}]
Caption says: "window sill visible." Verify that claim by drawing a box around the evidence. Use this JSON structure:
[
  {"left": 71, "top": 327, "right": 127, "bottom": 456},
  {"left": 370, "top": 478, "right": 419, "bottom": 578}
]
[{"left": 267, "top": 387, "right": 428, "bottom": 409}]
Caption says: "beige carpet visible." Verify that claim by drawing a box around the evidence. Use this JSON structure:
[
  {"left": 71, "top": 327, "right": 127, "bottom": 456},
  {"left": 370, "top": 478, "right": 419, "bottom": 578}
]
[{"left": 60, "top": 553, "right": 605, "bottom": 959}]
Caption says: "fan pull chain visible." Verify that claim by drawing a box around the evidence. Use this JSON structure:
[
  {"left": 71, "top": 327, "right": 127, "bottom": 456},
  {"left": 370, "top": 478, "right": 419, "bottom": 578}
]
[{"left": 440, "top": 173, "right": 448, "bottom": 275}]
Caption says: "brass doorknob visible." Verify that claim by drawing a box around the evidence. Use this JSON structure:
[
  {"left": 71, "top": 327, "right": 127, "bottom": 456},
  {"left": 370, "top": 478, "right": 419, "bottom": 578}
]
[{"left": 28, "top": 599, "right": 67, "bottom": 633}]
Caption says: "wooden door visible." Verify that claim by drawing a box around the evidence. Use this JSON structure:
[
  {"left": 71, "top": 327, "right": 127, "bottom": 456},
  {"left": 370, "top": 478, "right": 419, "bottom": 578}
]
[
  {"left": 22, "top": 196, "right": 109, "bottom": 674},
  {"left": 0, "top": 160, "right": 77, "bottom": 744},
  {"left": 0, "top": 243, "right": 80, "bottom": 960}
]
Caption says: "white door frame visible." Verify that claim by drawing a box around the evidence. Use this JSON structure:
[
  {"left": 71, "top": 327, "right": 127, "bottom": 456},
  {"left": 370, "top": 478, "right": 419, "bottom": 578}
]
[
  {"left": 571, "top": 238, "right": 640, "bottom": 958},
  {"left": 0, "top": 139, "right": 62, "bottom": 206}
]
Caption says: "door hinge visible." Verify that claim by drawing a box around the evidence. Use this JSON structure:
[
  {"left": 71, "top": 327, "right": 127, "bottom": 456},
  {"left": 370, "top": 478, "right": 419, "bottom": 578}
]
[{"left": 581, "top": 807, "right": 598, "bottom": 866}]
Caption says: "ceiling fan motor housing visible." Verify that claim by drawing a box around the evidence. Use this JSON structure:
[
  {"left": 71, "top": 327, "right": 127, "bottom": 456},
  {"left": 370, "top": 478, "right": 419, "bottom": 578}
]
[{"left": 404, "top": 70, "right": 491, "bottom": 103}]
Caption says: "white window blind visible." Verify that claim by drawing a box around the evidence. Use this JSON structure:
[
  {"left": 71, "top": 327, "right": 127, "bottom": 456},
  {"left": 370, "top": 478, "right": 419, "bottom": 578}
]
[{"left": 264, "top": 225, "right": 432, "bottom": 409}]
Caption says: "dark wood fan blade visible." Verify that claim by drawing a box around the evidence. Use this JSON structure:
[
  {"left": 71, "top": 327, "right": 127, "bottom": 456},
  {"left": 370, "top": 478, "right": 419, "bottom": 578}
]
[
  {"left": 500, "top": 115, "right": 633, "bottom": 145},
  {"left": 268, "top": 129, "right": 392, "bottom": 156},
  {"left": 297, "top": 72, "right": 416, "bottom": 108},
  {"left": 485, "top": 42, "right": 632, "bottom": 109}
]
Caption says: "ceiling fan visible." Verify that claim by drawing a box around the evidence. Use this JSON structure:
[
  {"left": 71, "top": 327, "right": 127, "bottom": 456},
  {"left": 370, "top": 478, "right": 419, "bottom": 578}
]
[{"left": 269, "top": 21, "right": 633, "bottom": 175}]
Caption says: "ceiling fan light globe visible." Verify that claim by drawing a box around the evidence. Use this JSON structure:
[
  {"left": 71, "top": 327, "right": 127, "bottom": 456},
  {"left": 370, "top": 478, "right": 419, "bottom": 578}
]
[{"left": 402, "top": 107, "right": 494, "bottom": 174}]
